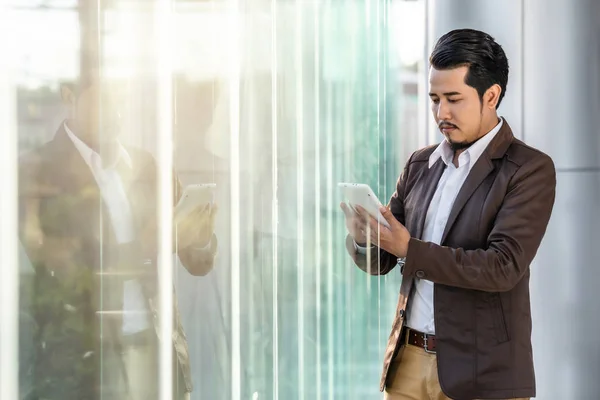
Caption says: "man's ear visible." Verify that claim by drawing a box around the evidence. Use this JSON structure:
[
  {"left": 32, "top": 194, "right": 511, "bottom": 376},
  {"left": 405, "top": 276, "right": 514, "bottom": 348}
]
[
  {"left": 484, "top": 84, "right": 502, "bottom": 110},
  {"left": 60, "top": 84, "right": 76, "bottom": 105}
]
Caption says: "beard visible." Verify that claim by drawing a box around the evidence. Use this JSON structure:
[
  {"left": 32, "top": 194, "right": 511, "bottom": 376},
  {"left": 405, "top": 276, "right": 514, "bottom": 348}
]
[
  {"left": 446, "top": 132, "right": 486, "bottom": 152},
  {"left": 439, "top": 121, "right": 484, "bottom": 153},
  {"left": 447, "top": 139, "right": 475, "bottom": 152}
]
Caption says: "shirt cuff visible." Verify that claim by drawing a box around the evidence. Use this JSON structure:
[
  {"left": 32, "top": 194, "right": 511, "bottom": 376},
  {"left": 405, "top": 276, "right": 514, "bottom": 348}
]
[{"left": 354, "top": 240, "right": 375, "bottom": 255}]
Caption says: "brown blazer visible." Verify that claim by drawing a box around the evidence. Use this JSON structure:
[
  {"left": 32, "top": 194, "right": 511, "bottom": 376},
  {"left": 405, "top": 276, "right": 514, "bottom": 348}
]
[
  {"left": 346, "top": 121, "right": 556, "bottom": 399},
  {"left": 18, "top": 124, "right": 217, "bottom": 399}
]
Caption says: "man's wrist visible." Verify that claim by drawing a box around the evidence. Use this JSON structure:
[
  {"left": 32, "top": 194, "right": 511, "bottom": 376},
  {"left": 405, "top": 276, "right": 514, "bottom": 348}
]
[
  {"left": 394, "top": 234, "right": 412, "bottom": 258},
  {"left": 404, "top": 236, "right": 412, "bottom": 257}
]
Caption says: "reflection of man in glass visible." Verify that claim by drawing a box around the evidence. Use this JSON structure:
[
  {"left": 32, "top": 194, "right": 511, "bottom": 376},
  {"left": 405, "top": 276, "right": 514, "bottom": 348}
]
[{"left": 18, "top": 65, "right": 217, "bottom": 400}]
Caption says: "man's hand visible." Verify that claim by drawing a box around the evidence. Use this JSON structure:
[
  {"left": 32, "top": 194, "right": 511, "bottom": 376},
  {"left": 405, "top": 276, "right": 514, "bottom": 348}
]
[
  {"left": 176, "top": 204, "right": 218, "bottom": 249},
  {"left": 349, "top": 204, "right": 411, "bottom": 258},
  {"left": 340, "top": 202, "right": 369, "bottom": 245}
]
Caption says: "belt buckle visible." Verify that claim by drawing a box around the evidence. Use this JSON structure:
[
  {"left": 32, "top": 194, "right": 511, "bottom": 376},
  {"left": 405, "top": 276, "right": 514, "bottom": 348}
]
[{"left": 423, "top": 334, "right": 435, "bottom": 354}]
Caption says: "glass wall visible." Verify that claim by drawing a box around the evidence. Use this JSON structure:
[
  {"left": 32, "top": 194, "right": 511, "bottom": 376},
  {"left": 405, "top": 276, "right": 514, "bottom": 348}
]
[{"left": 1, "top": 0, "right": 425, "bottom": 399}]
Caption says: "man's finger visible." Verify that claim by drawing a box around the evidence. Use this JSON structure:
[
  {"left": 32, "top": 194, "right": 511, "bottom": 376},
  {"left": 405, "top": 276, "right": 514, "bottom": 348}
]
[
  {"left": 340, "top": 202, "right": 353, "bottom": 218},
  {"left": 189, "top": 204, "right": 209, "bottom": 219},
  {"left": 353, "top": 219, "right": 367, "bottom": 236},
  {"left": 369, "top": 229, "right": 380, "bottom": 247},
  {"left": 368, "top": 216, "right": 378, "bottom": 233},
  {"left": 354, "top": 205, "right": 371, "bottom": 224},
  {"left": 353, "top": 216, "right": 365, "bottom": 229},
  {"left": 356, "top": 214, "right": 368, "bottom": 228},
  {"left": 379, "top": 205, "right": 396, "bottom": 226}
]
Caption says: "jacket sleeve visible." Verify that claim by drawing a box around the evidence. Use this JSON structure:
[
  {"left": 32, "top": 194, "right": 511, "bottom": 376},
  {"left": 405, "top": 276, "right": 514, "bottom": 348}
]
[
  {"left": 345, "top": 154, "right": 412, "bottom": 275},
  {"left": 402, "top": 153, "right": 556, "bottom": 292}
]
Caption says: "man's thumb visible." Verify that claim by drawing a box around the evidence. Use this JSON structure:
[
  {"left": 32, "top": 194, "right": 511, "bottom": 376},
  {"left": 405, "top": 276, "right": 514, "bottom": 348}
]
[{"left": 379, "top": 206, "right": 394, "bottom": 222}]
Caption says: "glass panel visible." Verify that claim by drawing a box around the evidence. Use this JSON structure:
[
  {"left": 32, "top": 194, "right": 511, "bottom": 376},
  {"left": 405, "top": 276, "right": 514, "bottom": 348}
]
[
  {"left": 6, "top": 0, "right": 425, "bottom": 399},
  {"left": 0, "top": 3, "right": 20, "bottom": 399},
  {"left": 225, "top": 1, "right": 425, "bottom": 398},
  {"left": 13, "top": 1, "right": 214, "bottom": 399}
]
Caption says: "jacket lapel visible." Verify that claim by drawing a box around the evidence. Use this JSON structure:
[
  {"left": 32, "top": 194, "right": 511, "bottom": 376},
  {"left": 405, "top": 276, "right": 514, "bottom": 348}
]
[
  {"left": 440, "top": 156, "right": 494, "bottom": 244},
  {"left": 47, "top": 124, "right": 97, "bottom": 192},
  {"left": 47, "top": 123, "right": 117, "bottom": 257},
  {"left": 414, "top": 158, "right": 446, "bottom": 240},
  {"left": 440, "top": 122, "right": 515, "bottom": 244}
]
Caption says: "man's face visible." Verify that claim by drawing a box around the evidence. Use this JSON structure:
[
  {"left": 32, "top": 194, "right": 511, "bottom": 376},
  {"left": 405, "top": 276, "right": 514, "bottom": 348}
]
[
  {"left": 429, "top": 66, "right": 486, "bottom": 150},
  {"left": 63, "top": 75, "right": 127, "bottom": 155}
]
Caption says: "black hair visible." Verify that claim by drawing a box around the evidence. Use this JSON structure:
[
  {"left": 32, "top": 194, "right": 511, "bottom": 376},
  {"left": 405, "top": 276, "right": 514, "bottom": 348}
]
[{"left": 429, "top": 29, "right": 509, "bottom": 109}]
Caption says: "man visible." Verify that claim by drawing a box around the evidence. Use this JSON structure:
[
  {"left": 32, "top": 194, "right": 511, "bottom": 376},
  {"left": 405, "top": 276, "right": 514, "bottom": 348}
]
[
  {"left": 18, "top": 66, "right": 217, "bottom": 400},
  {"left": 341, "top": 29, "right": 556, "bottom": 400}
]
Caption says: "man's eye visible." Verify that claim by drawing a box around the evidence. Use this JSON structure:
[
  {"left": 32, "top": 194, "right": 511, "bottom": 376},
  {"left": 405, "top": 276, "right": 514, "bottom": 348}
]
[
  {"left": 430, "top": 98, "right": 440, "bottom": 104},
  {"left": 448, "top": 99, "right": 460, "bottom": 103}
]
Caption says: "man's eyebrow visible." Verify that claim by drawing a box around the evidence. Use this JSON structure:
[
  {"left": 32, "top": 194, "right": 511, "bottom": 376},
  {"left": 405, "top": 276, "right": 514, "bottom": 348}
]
[{"left": 429, "top": 91, "right": 462, "bottom": 97}]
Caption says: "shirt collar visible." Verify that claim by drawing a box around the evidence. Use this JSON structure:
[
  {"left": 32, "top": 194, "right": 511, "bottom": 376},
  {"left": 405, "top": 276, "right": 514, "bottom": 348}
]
[
  {"left": 429, "top": 117, "right": 504, "bottom": 170},
  {"left": 64, "top": 122, "right": 132, "bottom": 170}
]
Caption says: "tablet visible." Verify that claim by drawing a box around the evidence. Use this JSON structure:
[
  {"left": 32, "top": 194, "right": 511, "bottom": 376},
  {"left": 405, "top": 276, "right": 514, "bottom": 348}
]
[
  {"left": 174, "top": 184, "right": 216, "bottom": 223},
  {"left": 338, "top": 182, "right": 390, "bottom": 228}
]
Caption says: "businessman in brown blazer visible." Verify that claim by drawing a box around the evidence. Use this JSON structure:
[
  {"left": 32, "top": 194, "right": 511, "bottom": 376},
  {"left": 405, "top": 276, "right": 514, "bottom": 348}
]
[
  {"left": 342, "top": 29, "right": 556, "bottom": 400},
  {"left": 18, "top": 66, "right": 217, "bottom": 400}
]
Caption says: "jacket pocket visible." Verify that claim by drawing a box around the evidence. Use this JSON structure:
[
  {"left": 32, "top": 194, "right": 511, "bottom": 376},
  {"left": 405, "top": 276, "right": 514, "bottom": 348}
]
[{"left": 488, "top": 293, "right": 510, "bottom": 343}]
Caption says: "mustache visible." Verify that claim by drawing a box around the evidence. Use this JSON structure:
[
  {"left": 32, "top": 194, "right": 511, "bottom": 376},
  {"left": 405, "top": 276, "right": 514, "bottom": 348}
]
[{"left": 438, "top": 122, "right": 458, "bottom": 129}]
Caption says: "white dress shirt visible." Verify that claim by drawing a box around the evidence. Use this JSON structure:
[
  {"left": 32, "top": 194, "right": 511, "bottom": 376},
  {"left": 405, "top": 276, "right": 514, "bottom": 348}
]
[
  {"left": 406, "top": 118, "right": 504, "bottom": 334},
  {"left": 65, "top": 124, "right": 150, "bottom": 335}
]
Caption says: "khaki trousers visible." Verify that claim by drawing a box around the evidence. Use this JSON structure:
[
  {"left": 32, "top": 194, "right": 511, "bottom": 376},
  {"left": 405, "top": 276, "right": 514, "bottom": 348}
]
[{"left": 384, "top": 344, "right": 529, "bottom": 400}]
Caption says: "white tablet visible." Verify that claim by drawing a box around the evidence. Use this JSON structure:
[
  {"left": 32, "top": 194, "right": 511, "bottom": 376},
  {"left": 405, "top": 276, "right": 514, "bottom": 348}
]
[
  {"left": 174, "top": 184, "right": 216, "bottom": 223},
  {"left": 338, "top": 182, "right": 390, "bottom": 228}
]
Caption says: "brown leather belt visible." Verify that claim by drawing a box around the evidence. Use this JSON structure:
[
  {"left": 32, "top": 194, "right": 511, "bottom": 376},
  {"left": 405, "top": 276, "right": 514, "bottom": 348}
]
[{"left": 402, "top": 327, "right": 437, "bottom": 353}]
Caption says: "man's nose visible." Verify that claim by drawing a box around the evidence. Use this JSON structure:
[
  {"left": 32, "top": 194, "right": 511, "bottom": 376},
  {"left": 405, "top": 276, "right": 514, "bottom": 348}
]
[{"left": 437, "top": 101, "right": 451, "bottom": 121}]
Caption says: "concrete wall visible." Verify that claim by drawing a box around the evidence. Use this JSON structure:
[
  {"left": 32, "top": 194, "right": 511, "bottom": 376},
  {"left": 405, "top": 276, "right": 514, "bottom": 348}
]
[{"left": 427, "top": 0, "right": 600, "bottom": 397}]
